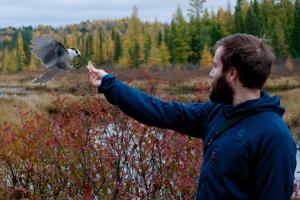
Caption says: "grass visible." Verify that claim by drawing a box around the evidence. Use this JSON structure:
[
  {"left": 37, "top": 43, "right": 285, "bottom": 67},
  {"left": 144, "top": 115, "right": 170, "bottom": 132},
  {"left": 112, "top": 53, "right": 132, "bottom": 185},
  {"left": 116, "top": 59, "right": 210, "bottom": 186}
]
[
  {"left": 274, "top": 88, "right": 300, "bottom": 140},
  {"left": 0, "top": 68, "right": 300, "bottom": 138},
  {"left": 0, "top": 92, "right": 89, "bottom": 125}
]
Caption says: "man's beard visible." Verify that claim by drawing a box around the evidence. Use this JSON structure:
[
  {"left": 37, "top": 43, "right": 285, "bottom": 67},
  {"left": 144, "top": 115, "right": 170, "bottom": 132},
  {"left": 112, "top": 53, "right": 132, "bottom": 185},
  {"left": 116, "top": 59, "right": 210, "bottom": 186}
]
[{"left": 209, "top": 74, "right": 234, "bottom": 104}]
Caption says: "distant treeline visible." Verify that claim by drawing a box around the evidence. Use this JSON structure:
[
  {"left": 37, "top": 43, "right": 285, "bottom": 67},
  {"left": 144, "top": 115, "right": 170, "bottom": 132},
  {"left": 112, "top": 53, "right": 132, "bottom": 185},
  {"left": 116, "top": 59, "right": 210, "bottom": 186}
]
[{"left": 0, "top": 0, "right": 300, "bottom": 72}]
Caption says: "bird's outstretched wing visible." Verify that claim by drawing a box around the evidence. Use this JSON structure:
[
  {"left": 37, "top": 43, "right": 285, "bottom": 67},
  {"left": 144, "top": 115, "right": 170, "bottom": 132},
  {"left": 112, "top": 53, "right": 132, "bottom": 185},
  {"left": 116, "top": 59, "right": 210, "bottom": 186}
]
[
  {"left": 31, "top": 35, "right": 67, "bottom": 68},
  {"left": 32, "top": 67, "right": 65, "bottom": 84}
]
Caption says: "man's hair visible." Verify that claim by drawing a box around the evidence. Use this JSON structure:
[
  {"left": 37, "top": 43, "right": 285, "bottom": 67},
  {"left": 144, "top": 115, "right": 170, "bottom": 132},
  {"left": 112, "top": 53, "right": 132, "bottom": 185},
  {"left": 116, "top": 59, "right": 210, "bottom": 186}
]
[{"left": 213, "top": 33, "right": 275, "bottom": 89}]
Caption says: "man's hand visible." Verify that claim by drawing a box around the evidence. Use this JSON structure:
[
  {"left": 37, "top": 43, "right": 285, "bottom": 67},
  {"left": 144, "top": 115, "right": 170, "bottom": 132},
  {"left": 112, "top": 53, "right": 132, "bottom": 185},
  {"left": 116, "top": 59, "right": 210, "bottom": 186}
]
[{"left": 86, "top": 62, "right": 108, "bottom": 87}]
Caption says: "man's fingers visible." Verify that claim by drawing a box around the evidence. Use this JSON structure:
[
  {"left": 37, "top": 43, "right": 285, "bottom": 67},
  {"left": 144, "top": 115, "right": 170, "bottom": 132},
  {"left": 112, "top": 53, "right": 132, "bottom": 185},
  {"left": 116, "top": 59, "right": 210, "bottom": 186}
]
[
  {"left": 88, "top": 71, "right": 97, "bottom": 79},
  {"left": 89, "top": 65, "right": 100, "bottom": 73}
]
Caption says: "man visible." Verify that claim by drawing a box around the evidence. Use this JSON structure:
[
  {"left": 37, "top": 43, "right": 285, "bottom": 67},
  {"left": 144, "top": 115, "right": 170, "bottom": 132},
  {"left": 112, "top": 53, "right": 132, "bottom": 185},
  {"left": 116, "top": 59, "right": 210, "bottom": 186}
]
[{"left": 87, "top": 34, "right": 296, "bottom": 199}]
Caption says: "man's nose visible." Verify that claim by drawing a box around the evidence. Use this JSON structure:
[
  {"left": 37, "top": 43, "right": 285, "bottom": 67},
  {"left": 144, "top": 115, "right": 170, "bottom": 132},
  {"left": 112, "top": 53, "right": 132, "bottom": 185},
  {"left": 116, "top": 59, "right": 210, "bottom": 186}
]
[{"left": 209, "top": 68, "right": 214, "bottom": 78}]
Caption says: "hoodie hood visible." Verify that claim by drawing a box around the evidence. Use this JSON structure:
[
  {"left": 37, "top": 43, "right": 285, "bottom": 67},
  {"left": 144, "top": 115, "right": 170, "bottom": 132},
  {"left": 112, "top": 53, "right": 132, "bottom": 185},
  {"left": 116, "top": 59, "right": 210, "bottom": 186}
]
[{"left": 222, "top": 91, "right": 285, "bottom": 118}]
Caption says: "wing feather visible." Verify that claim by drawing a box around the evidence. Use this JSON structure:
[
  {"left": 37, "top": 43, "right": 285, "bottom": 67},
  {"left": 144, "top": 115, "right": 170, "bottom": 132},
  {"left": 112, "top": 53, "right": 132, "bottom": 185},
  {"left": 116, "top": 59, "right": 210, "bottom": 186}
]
[{"left": 31, "top": 35, "right": 67, "bottom": 68}]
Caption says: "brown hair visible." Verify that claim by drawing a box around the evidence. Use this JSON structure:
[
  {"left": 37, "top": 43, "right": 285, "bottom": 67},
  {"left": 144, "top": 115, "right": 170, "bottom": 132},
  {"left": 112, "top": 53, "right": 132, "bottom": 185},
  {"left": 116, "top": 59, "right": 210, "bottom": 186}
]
[{"left": 213, "top": 33, "right": 275, "bottom": 89}]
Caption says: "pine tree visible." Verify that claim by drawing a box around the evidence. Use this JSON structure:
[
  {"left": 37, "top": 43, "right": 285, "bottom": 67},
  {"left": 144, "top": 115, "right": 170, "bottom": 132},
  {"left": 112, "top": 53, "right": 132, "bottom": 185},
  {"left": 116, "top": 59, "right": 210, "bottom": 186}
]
[
  {"left": 271, "top": 19, "right": 288, "bottom": 58},
  {"left": 126, "top": 6, "right": 143, "bottom": 68},
  {"left": 128, "top": 41, "right": 140, "bottom": 68},
  {"left": 92, "top": 31, "right": 101, "bottom": 65},
  {"left": 200, "top": 43, "right": 212, "bottom": 68},
  {"left": 292, "top": 0, "right": 300, "bottom": 57},
  {"left": 85, "top": 33, "right": 93, "bottom": 61},
  {"left": 0, "top": 51, "right": 3, "bottom": 71},
  {"left": 235, "top": 0, "right": 245, "bottom": 33},
  {"left": 188, "top": 0, "right": 205, "bottom": 63},
  {"left": 172, "top": 6, "right": 191, "bottom": 65},
  {"left": 103, "top": 32, "right": 114, "bottom": 65},
  {"left": 245, "top": 4, "right": 257, "bottom": 35},
  {"left": 21, "top": 27, "right": 33, "bottom": 66},
  {"left": 113, "top": 30, "right": 122, "bottom": 62},
  {"left": 3, "top": 49, "right": 17, "bottom": 73},
  {"left": 188, "top": 0, "right": 205, "bottom": 21},
  {"left": 144, "top": 33, "right": 151, "bottom": 65},
  {"left": 216, "top": 7, "right": 233, "bottom": 36},
  {"left": 16, "top": 32, "right": 26, "bottom": 71},
  {"left": 210, "top": 23, "right": 223, "bottom": 46}
]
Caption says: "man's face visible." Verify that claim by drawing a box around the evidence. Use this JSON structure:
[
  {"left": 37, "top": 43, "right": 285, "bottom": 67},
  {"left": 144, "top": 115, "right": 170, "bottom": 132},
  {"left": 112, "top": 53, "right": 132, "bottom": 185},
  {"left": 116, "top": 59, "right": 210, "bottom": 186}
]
[{"left": 208, "top": 46, "right": 234, "bottom": 104}]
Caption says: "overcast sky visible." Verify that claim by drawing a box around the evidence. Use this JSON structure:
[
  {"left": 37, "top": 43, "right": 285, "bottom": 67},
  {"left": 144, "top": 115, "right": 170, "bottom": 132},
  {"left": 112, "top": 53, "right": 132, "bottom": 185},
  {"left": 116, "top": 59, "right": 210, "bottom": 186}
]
[{"left": 0, "top": 0, "right": 236, "bottom": 28}]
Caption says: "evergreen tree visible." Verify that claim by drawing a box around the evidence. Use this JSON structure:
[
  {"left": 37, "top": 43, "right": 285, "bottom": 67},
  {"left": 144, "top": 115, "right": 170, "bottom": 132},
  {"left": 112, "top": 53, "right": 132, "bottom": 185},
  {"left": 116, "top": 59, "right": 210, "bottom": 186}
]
[
  {"left": 210, "top": 23, "right": 223, "bottom": 46},
  {"left": 21, "top": 27, "right": 33, "bottom": 66},
  {"left": 92, "top": 31, "right": 101, "bottom": 65},
  {"left": 164, "top": 24, "right": 175, "bottom": 63},
  {"left": 245, "top": 4, "right": 259, "bottom": 35},
  {"left": 188, "top": 0, "right": 205, "bottom": 21},
  {"left": 3, "top": 49, "right": 17, "bottom": 72},
  {"left": 16, "top": 32, "right": 26, "bottom": 71},
  {"left": 113, "top": 30, "right": 122, "bottom": 62},
  {"left": 216, "top": 7, "right": 234, "bottom": 36},
  {"left": 128, "top": 41, "right": 140, "bottom": 68},
  {"left": 0, "top": 51, "right": 3, "bottom": 71},
  {"left": 172, "top": 6, "right": 191, "bottom": 65},
  {"left": 85, "top": 33, "right": 93, "bottom": 61},
  {"left": 144, "top": 34, "right": 151, "bottom": 65},
  {"left": 157, "top": 31, "right": 163, "bottom": 47},
  {"left": 126, "top": 6, "right": 143, "bottom": 68},
  {"left": 188, "top": 0, "right": 205, "bottom": 63},
  {"left": 244, "top": 0, "right": 263, "bottom": 36},
  {"left": 292, "top": 0, "right": 300, "bottom": 57},
  {"left": 103, "top": 32, "right": 114, "bottom": 65},
  {"left": 235, "top": 0, "right": 245, "bottom": 33},
  {"left": 271, "top": 19, "right": 288, "bottom": 58}
]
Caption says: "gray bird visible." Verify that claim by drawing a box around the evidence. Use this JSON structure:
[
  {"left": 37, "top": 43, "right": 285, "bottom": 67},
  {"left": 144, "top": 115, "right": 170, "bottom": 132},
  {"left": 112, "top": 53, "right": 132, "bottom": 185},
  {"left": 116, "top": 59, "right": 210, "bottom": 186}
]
[{"left": 31, "top": 35, "right": 81, "bottom": 84}]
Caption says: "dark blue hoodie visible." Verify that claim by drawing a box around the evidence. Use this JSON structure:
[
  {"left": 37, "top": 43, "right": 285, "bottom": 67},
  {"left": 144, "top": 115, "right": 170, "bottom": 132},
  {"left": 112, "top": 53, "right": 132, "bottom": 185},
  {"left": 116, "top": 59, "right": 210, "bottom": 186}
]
[{"left": 98, "top": 74, "right": 296, "bottom": 200}]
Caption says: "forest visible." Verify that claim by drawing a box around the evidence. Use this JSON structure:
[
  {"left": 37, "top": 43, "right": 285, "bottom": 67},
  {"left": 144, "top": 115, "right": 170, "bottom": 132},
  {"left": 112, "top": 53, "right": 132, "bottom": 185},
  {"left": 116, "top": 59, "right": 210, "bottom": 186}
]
[{"left": 0, "top": 0, "right": 300, "bottom": 72}]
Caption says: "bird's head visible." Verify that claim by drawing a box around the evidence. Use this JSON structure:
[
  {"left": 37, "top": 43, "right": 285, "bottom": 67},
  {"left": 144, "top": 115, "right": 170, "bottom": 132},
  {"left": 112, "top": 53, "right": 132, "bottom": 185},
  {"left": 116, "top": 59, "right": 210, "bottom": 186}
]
[{"left": 67, "top": 48, "right": 81, "bottom": 59}]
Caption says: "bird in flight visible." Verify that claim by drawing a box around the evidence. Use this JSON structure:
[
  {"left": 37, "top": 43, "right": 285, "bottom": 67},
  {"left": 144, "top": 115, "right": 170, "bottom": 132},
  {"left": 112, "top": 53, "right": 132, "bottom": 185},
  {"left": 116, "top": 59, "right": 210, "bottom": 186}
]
[{"left": 31, "top": 35, "right": 81, "bottom": 84}]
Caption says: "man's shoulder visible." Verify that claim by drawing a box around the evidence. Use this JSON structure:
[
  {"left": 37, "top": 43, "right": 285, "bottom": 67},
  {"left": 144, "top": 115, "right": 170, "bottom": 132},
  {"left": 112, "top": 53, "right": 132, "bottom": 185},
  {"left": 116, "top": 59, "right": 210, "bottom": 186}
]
[{"left": 249, "top": 111, "right": 294, "bottom": 144}]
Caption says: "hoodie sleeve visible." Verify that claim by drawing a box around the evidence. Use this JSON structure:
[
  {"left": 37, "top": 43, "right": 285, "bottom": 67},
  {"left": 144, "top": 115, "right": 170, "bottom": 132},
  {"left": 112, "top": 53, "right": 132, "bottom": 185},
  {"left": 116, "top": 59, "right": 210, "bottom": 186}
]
[
  {"left": 97, "top": 74, "right": 212, "bottom": 138},
  {"left": 253, "top": 127, "right": 296, "bottom": 200}
]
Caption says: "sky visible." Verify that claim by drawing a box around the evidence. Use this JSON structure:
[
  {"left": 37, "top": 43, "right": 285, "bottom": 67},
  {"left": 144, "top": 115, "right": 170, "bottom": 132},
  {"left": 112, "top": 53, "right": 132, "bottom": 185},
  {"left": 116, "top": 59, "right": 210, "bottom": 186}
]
[{"left": 0, "top": 0, "right": 236, "bottom": 28}]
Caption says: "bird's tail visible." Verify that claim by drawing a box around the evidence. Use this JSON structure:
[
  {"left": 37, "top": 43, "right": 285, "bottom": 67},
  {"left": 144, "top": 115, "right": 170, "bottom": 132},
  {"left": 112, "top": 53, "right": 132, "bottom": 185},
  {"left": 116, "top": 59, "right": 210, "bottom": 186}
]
[{"left": 32, "top": 68, "right": 62, "bottom": 84}]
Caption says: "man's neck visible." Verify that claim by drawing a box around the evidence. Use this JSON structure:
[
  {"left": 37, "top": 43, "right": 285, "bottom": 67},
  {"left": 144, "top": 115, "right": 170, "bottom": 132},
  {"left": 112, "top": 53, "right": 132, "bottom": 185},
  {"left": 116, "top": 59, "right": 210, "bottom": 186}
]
[{"left": 232, "top": 87, "right": 261, "bottom": 106}]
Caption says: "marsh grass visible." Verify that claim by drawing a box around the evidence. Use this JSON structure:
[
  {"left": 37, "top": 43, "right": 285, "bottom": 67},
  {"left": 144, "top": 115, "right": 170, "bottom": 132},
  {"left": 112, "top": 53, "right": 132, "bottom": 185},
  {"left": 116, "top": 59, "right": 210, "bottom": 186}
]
[
  {"left": 1, "top": 69, "right": 300, "bottom": 137},
  {"left": 264, "top": 76, "right": 300, "bottom": 92},
  {"left": 0, "top": 93, "right": 87, "bottom": 124},
  {"left": 275, "top": 88, "right": 300, "bottom": 139}
]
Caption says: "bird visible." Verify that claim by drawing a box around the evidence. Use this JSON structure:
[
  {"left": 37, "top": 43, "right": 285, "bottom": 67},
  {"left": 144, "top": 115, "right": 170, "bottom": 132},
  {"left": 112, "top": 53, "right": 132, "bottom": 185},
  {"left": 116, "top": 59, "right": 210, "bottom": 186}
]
[{"left": 31, "top": 35, "right": 81, "bottom": 84}]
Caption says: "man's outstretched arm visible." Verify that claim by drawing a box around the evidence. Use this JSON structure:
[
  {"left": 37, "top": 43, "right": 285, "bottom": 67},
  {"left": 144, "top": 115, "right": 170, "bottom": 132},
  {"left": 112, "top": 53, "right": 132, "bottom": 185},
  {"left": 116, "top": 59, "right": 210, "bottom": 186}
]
[{"left": 87, "top": 64, "right": 212, "bottom": 138}]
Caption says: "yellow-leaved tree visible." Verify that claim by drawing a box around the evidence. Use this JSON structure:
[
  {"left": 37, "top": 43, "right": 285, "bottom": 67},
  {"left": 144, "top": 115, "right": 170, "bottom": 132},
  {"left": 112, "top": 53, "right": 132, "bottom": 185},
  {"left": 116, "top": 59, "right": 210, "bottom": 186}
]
[{"left": 200, "top": 43, "right": 212, "bottom": 68}]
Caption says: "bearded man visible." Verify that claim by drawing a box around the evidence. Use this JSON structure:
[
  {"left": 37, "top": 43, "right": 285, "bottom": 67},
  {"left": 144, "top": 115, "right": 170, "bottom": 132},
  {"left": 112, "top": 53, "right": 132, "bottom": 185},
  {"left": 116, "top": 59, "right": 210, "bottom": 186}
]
[{"left": 87, "top": 34, "right": 296, "bottom": 200}]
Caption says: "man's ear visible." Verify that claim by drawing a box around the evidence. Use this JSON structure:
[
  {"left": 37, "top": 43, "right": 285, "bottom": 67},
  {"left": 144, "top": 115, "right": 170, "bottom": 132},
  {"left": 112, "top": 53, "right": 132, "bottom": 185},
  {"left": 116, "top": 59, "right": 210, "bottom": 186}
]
[{"left": 226, "top": 66, "right": 238, "bottom": 82}]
